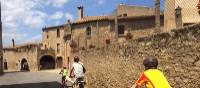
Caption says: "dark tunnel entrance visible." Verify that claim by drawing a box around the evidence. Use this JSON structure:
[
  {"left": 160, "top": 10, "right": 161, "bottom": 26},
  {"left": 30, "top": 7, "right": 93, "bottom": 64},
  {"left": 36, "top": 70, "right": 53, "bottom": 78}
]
[
  {"left": 21, "top": 58, "right": 29, "bottom": 71},
  {"left": 40, "top": 55, "right": 55, "bottom": 70}
]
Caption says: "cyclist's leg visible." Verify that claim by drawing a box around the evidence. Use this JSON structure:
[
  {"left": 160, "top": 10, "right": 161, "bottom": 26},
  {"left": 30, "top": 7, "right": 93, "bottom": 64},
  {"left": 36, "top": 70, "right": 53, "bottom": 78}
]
[
  {"left": 63, "top": 76, "right": 66, "bottom": 86},
  {"left": 61, "top": 76, "right": 66, "bottom": 88}
]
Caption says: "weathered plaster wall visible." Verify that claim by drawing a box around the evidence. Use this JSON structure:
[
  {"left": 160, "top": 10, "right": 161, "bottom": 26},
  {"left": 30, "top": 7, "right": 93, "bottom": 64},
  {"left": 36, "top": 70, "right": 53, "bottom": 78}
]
[
  {"left": 80, "top": 23, "right": 200, "bottom": 88},
  {"left": 3, "top": 47, "right": 38, "bottom": 71},
  {"left": 72, "top": 20, "right": 114, "bottom": 49},
  {"left": 117, "top": 4, "right": 155, "bottom": 17},
  {"left": 42, "top": 26, "right": 66, "bottom": 58},
  {"left": 71, "top": 16, "right": 164, "bottom": 50}
]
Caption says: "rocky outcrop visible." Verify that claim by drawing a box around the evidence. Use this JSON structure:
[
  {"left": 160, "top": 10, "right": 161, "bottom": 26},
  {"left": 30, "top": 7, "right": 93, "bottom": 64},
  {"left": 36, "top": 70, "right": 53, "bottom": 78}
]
[{"left": 80, "top": 23, "right": 200, "bottom": 88}]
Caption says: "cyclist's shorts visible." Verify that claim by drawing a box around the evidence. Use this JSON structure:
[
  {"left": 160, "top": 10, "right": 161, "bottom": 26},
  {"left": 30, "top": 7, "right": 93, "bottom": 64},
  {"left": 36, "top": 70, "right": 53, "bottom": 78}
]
[{"left": 62, "top": 76, "right": 66, "bottom": 81}]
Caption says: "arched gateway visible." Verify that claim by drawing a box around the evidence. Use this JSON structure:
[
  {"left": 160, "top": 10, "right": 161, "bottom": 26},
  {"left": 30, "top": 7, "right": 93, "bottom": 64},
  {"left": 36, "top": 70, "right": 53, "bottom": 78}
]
[
  {"left": 21, "top": 58, "right": 29, "bottom": 71},
  {"left": 40, "top": 55, "right": 55, "bottom": 70}
]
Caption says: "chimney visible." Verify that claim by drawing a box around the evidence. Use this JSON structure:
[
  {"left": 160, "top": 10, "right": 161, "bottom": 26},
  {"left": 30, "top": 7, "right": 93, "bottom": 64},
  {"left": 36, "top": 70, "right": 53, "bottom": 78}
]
[
  {"left": 77, "top": 6, "right": 84, "bottom": 20},
  {"left": 67, "top": 19, "right": 71, "bottom": 24},
  {"left": 12, "top": 38, "right": 15, "bottom": 48}
]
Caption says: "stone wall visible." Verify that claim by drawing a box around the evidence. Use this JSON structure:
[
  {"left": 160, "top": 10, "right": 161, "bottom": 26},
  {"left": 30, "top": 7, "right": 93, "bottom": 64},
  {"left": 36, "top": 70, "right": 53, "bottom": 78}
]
[
  {"left": 80, "top": 23, "right": 200, "bottom": 88},
  {"left": 117, "top": 4, "right": 155, "bottom": 17},
  {"left": 164, "top": 0, "right": 200, "bottom": 31},
  {"left": 71, "top": 16, "right": 164, "bottom": 50},
  {"left": 42, "top": 26, "right": 67, "bottom": 66},
  {"left": 3, "top": 46, "right": 39, "bottom": 71},
  {"left": 72, "top": 20, "right": 114, "bottom": 49},
  {"left": 42, "top": 27, "right": 66, "bottom": 56}
]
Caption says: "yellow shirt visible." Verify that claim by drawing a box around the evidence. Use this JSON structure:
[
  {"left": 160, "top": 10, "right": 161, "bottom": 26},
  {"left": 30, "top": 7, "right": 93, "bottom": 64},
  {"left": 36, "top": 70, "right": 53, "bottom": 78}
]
[{"left": 136, "top": 69, "right": 172, "bottom": 88}]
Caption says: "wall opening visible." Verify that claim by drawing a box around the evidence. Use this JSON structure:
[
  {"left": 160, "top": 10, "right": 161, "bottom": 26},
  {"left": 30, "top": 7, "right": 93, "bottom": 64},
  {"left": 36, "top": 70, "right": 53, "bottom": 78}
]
[
  {"left": 57, "top": 43, "right": 61, "bottom": 53},
  {"left": 57, "top": 28, "right": 60, "bottom": 38},
  {"left": 67, "top": 57, "right": 70, "bottom": 66},
  {"left": 86, "top": 27, "right": 91, "bottom": 39},
  {"left": 21, "top": 58, "right": 29, "bottom": 71},
  {"left": 4, "top": 59, "right": 8, "bottom": 70},
  {"left": 106, "top": 39, "right": 111, "bottom": 45},
  {"left": 118, "top": 25, "right": 125, "bottom": 36},
  {"left": 40, "top": 55, "right": 55, "bottom": 70},
  {"left": 56, "top": 57, "right": 63, "bottom": 68}
]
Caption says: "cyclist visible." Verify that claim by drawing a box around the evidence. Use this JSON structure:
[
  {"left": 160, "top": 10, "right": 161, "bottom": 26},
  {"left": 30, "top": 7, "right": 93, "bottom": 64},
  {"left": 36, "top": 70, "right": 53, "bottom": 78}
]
[
  {"left": 59, "top": 65, "right": 68, "bottom": 88},
  {"left": 69, "top": 56, "right": 86, "bottom": 88},
  {"left": 132, "top": 56, "right": 171, "bottom": 88}
]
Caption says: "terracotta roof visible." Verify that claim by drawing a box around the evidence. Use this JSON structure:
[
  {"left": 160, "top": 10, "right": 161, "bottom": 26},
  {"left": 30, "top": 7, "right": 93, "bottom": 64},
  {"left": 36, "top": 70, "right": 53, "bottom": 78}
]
[
  {"left": 42, "top": 24, "right": 66, "bottom": 31},
  {"left": 72, "top": 14, "right": 164, "bottom": 24},
  {"left": 42, "top": 14, "right": 164, "bottom": 28},
  {"left": 4, "top": 42, "right": 41, "bottom": 49},
  {"left": 72, "top": 16, "right": 113, "bottom": 24}
]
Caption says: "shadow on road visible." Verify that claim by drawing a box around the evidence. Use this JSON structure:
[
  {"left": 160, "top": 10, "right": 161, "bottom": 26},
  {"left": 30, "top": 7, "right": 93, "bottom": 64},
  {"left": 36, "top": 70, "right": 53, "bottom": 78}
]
[{"left": 0, "top": 81, "right": 63, "bottom": 88}]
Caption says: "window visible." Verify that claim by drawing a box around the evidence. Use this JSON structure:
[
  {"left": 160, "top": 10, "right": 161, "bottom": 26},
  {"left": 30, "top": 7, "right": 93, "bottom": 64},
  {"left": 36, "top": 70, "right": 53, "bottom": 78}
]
[
  {"left": 106, "top": 39, "right": 111, "bottom": 45},
  {"left": 57, "top": 43, "right": 61, "bottom": 53},
  {"left": 44, "top": 44, "right": 47, "bottom": 49},
  {"left": 118, "top": 25, "right": 125, "bottom": 35},
  {"left": 123, "top": 13, "right": 127, "bottom": 17},
  {"left": 57, "top": 29, "right": 60, "bottom": 38},
  {"left": 86, "top": 27, "right": 91, "bottom": 39},
  {"left": 65, "top": 34, "right": 71, "bottom": 41}
]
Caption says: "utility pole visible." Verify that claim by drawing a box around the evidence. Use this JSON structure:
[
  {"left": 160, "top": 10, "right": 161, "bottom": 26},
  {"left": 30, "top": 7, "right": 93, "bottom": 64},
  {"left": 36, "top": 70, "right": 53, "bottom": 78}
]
[
  {"left": 0, "top": 2, "right": 3, "bottom": 75},
  {"left": 96, "top": 21, "right": 100, "bottom": 48},
  {"left": 155, "top": 0, "right": 161, "bottom": 33},
  {"left": 115, "top": 9, "right": 118, "bottom": 42}
]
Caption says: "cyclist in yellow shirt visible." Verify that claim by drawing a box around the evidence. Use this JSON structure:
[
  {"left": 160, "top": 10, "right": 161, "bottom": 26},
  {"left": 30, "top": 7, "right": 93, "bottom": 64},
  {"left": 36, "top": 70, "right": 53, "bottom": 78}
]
[
  {"left": 59, "top": 66, "right": 68, "bottom": 88},
  {"left": 132, "top": 56, "right": 172, "bottom": 88}
]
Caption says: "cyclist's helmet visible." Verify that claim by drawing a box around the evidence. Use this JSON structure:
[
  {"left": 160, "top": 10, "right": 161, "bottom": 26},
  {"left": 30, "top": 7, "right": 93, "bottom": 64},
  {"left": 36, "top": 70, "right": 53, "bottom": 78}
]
[
  {"left": 143, "top": 56, "right": 158, "bottom": 69},
  {"left": 63, "top": 64, "right": 67, "bottom": 69},
  {"left": 74, "top": 56, "right": 80, "bottom": 63}
]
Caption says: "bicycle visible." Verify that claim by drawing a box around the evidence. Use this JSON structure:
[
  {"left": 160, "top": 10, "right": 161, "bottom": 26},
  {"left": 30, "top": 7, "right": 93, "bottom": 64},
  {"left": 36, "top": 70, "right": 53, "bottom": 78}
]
[
  {"left": 69, "top": 76, "right": 85, "bottom": 88},
  {"left": 61, "top": 76, "right": 68, "bottom": 88}
]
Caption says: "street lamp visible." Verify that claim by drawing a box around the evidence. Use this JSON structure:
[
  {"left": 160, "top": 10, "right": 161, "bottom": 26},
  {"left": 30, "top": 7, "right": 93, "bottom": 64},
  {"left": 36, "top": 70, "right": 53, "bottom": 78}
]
[
  {"left": 175, "top": 6, "right": 183, "bottom": 28},
  {"left": 175, "top": 6, "right": 182, "bottom": 16}
]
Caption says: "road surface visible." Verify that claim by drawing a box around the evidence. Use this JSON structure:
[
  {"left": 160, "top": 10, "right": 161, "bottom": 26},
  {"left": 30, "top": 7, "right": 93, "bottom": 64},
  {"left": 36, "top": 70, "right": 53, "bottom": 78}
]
[{"left": 0, "top": 70, "right": 73, "bottom": 88}]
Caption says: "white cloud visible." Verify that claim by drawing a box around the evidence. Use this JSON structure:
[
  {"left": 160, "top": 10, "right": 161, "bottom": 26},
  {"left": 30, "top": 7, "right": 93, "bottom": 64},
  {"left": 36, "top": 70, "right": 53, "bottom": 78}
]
[
  {"left": 3, "top": 32, "right": 28, "bottom": 43},
  {"left": 97, "top": 0, "right": 105, "bottom": 5},
  {"left": 50, "top": 11, "right": 64, "bottom": 20},
  {"left": 1, "top": 0, "right": 48, "bottom": 45},
  {"left": 51, "top": 0, "right": 69, "bottom": 7},
  {"left": 65, "top": 12, "right": 73, "bottom": 21},
  {"left": 24, "top": 11, "right": 47, "bottom": 28},
  {"left": 25, "top": 34, "right": 42, "bottom": 43},
  {"left": 2, "top": 0, "right": 47, "bottom": 28},
  {"left": 1, "top": 0, "right": 72, "bottom": 46}
]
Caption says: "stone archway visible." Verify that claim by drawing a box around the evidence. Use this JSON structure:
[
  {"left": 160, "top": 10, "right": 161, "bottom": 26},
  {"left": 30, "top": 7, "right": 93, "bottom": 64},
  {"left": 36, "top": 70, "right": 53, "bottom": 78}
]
[
  {"left": 21, "top": 58, "right": 29, "bottom": 71},
  {"left": 40, "top": 55, "right": 55, "bottom": 70}
]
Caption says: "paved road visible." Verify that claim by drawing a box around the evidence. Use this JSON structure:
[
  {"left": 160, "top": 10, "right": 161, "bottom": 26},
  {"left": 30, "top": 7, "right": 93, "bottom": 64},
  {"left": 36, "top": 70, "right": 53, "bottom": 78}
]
[{"left": 0, "top": 70, "right": 73, "bottom": 88}]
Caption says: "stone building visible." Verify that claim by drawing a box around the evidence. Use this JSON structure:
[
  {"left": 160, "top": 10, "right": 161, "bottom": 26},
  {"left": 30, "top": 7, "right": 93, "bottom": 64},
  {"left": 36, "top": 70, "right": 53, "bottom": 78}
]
[
  {"left": 3, "top": 4, "right": 164, "bottom": 71},
  {"left": 3, "top": 43, "right": 42, "bottom": 71},
  {"left": 164, "top": 0, "right": 200, "bottom": 31},
  {"left": 3, "top": 41, "right": 61, "bottom": 71},
  {"left": 43, "top": 4, "right": 164, "bottom": 68}
]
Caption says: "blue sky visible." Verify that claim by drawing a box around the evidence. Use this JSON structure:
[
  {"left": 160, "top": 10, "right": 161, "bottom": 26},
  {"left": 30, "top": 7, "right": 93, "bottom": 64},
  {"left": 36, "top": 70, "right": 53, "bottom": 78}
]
[{"left": 1, "top": 0, "right": 164, "bottom": 47}]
